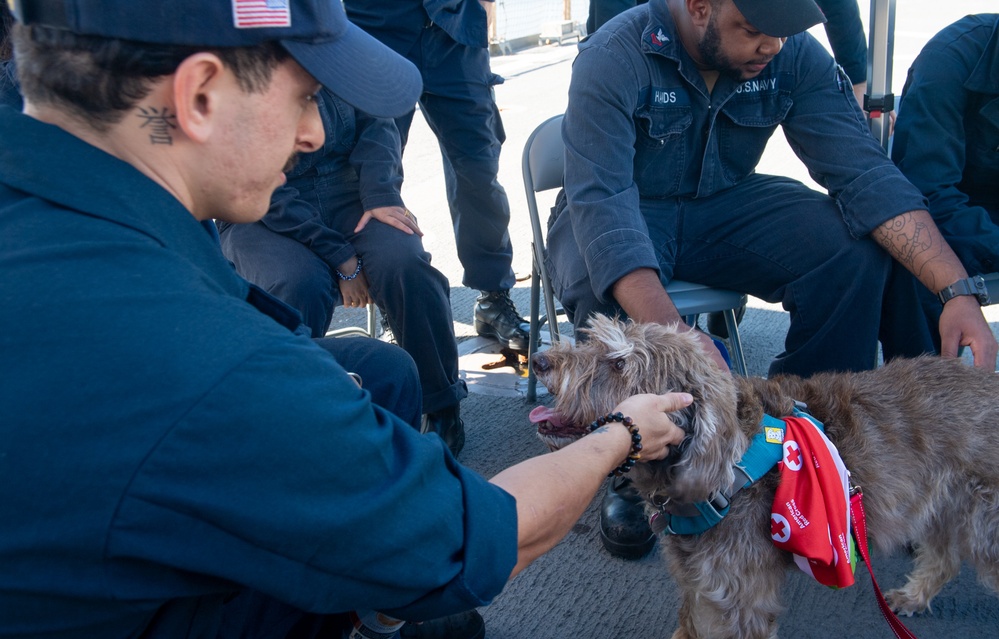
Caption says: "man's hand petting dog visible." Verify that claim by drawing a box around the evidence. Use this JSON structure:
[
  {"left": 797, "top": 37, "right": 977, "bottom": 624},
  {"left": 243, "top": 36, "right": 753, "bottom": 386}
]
[{"left": 610, "top": 393, "right": 693, "bottom": 462}]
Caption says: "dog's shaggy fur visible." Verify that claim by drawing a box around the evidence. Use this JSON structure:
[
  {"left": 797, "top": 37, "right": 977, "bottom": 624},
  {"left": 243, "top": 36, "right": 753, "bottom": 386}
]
[{"left": 531, "top": 315, "right": 999, "bottom": 639}]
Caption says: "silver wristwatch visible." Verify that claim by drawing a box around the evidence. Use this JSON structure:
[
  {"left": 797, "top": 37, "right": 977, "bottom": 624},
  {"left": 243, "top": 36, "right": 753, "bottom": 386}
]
[{"left": 937, "top": 275, "right": 990, "bottom": 306}]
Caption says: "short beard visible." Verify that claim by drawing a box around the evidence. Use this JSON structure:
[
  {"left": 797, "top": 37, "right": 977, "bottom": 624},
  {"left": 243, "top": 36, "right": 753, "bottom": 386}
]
[{"left": 696, "top": 17, "right": 742, "bottom": 79}]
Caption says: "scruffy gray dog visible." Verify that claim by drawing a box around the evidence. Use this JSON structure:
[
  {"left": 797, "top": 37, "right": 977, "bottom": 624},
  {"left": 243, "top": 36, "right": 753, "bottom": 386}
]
[{"left": 530, "top": 314, "right": 999, "bottom": 639}]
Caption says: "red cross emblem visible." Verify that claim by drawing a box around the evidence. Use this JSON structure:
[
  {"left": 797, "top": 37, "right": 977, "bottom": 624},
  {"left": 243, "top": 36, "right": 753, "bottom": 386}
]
[
  {"left": 783, "top": 440, "right": 803, "bottom": 472},
  {"left": 771, "top": 513, "right": 790, "bottom": 543}
]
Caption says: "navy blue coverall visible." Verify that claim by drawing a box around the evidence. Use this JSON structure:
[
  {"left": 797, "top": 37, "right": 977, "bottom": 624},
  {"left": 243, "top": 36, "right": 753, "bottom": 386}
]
[
  {"left": 891, "top": 13, "right": 999, "bottom": 347},
  {"left": 548, "top": 2, "right": 933, "bottom": 378},
  {"left": 893, "top": 14, "right": 999, "bottom": 278},
  {"left": 217, "top": 90, "right": 466, "bottom": 416},
  {"left": 343, "top": 0, "right": 517, "bottom": 293},
  {"left": 0, "top": 105, "right": 517, "bottom": 638}
]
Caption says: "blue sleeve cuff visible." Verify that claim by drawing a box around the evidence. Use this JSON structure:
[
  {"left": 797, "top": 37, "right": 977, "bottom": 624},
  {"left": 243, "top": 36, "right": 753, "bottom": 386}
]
[
  {"left": 836, "top": 165, "right": 929, "bottom": 238},
  {"left": 585, "top": 228, "right": 661, "bottom": 303},
  {"left": 386, "top": 461, "right": 517, "bottom": 621},
  {"left": 453, "top": 463, "right": 518, "bottom": 606}
]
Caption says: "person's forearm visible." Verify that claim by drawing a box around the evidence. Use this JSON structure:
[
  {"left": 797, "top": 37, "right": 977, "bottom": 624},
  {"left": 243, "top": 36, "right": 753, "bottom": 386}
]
[
  {"left": 611, "top": 268, "right": 684, "bottom": 325},
  {"left": 494, "top": 392, "right": 693, "bottom": 577},
  {"left": 490, "top": 425, "right": 633, "bottom": 578},
  {"left": 877, "top": 212, "right": 998, "bottom": 369},
  {"left": 872, "top": 209, "right": 968, "bottom": 293},
  {"left": 610, "top": 268, "right": 731, "bottom": 371}
]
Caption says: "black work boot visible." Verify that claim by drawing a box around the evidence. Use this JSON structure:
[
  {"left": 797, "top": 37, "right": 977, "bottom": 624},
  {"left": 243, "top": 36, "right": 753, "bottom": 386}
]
[
  {"left": 422, "top": 403, "right": 465, "bottom": 458},
  {"left": 473, "top": 290, "right": 531, "bottom": 351},
  {"left": 399, "top": 610, "right": 485, "bottom": 639},
  {"left": 599, "top": 476, "right": 655, "bottom": 560}
]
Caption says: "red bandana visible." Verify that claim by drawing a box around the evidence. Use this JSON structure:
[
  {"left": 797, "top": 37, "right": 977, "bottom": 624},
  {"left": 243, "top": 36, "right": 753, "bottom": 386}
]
[{"left": 771, "top": 416, "right": 855, "bottom": 588}]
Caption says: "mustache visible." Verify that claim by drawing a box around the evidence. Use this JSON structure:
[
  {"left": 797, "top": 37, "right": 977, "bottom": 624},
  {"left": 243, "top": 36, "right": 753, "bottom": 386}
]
[{"left": 282, "top": 153, "right": 300, "bottom": 174}]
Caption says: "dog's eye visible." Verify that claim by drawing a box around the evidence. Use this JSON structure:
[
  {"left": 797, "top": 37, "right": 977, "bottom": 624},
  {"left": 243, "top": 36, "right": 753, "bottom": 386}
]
[{"left": 613, "top": 358, "right": 626, "bottom": 371}]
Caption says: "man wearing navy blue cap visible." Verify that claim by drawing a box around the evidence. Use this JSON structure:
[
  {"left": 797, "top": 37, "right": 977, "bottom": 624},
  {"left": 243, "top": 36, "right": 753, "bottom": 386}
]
[
  {"left": 0, "top": 0, "right": 697, "bottom": 638},
  {"left": 548, "top": 0, "right": 998, "bottom": 560}
]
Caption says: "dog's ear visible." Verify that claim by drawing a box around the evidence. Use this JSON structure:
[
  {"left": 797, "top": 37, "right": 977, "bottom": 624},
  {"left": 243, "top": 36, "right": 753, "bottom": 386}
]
[
  {"left": 630, "top": 326, "right": 748, "bottom": 503},
  {"left": 667, "top": 364, "right": 747, "bottom": 503}
]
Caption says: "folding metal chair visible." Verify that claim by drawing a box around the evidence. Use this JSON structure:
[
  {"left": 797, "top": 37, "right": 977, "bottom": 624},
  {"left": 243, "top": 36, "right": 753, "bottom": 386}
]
[
  {"left": 522, "top": 114, "right": 749, "bottom": 401},
  {"left": 325, "top": 302, "right": 379, "bottom": 338}
]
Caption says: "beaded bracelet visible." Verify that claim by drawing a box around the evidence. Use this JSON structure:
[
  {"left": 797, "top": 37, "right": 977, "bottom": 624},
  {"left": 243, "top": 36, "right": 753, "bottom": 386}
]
[
  {"left": 335, "top": 257, "right": 363, "bottom": 281},
  {"left": 588, "top": 411, "right": 643, "bottom": 477}
]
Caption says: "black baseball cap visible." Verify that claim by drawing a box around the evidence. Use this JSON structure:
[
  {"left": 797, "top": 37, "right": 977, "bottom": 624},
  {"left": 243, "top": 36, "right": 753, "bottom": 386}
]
[
  {"left": 731, "top": 0, "right": 826, "bottom": 37},
  {"left": 6, "top": 0, "right": 421, "bottom": 119}
]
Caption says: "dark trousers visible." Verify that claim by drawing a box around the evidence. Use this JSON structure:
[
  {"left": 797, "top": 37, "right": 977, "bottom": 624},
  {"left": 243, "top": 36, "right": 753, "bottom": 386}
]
[
  {"left": 312, "top": 336, "right": 423, "bottom": 430},
  {"left": 550, "top": 174, "right": 936, "bottom": 378},
  {"left": 216, "top": 590, "right": 352, "bottom": 639},
  {"left": 219, "top": 176, "right": 466, "bottom": 415},
  {"left": 394, "top": 23, "right": 516, "bottom": 293}
]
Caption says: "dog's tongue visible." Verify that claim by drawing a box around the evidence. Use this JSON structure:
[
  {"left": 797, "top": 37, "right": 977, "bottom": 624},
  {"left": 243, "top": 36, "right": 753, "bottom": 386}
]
[
  {"left": 529, "top": 405, "right": 565, "bottom": 428},
  {"left": 529, "top": 405, "right": 586, "bottom": 438}
]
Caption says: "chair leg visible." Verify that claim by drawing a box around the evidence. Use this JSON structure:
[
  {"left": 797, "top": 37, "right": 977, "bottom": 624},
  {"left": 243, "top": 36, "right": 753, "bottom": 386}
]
[
  {"left": 541, "top": 276, "right": 561, "bottom": 345},
  {"left": 324, "top": 303, "right": 380, "bottom": 339},
  {"left": 723, "top": 308, "right": 748, "bottom": 376},
  {"left": 366, "top": 303, "right": 378, "bottom": 338},
  {"left": 527, "top": 265, "right": 541, "bottom": 403}
]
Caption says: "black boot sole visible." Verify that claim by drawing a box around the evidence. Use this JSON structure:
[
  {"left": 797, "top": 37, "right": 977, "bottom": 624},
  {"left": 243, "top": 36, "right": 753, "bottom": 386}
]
[{"left": 600, "top": 528, "right": 655, "bottom": 560}]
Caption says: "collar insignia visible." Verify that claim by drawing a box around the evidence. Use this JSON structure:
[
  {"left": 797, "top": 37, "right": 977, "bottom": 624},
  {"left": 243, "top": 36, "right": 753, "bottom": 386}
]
[{"left": 649, "top": 27, "right": 669, "bottom": 48}]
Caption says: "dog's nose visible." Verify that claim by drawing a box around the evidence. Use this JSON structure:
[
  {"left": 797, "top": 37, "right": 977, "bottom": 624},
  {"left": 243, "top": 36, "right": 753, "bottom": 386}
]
[{"left": 532, "top": 352, "right": 551, "bottom": 374}]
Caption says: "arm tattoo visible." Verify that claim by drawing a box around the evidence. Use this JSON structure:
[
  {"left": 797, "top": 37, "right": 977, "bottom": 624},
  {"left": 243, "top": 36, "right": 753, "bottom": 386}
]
[
  {"left": 136, "top": 107, "right": 177, "bottom": 145},
  {"left": 873, "top": 212, "right": 942, "bottom": 282}
]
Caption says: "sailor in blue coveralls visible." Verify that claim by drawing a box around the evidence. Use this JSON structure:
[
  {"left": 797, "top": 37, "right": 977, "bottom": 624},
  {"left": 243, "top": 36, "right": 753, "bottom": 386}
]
[
  {"left": 217, "top": 90, "right": 469, "bottom": 457},
  {"left": 584, "top": 0, "right": 874, "bottom": 342},
  {"left": 2, "top": 12, "right": 461, "bottom": 457},
  {"left": 548, "top": 0, "right": 998, "bottom": 561},
  {"left": 893, "top": 14, "right": 999, "bottom": 351},
  {"left": 343, "top": 0, "right": 533, "bottom": 352}
]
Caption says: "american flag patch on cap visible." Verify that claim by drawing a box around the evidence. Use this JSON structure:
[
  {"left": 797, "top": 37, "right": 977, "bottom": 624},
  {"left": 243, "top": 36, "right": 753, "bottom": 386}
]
[{"left": 233, "top": 0, "right": 292, "bottom": 28}]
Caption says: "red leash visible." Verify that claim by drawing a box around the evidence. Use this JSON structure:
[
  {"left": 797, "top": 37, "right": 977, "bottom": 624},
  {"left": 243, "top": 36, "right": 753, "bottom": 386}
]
[{"left": 850, "top": 489, "right": 919, "bottom": 639}]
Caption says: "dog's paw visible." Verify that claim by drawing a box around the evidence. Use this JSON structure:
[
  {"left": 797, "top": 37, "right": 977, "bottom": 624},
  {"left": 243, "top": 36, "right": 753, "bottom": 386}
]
[{"left": 885, "top": 589, "right": 932, "bottom": 617}]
